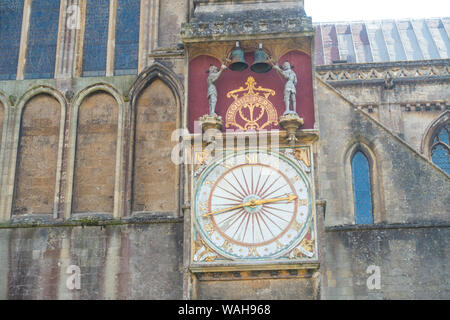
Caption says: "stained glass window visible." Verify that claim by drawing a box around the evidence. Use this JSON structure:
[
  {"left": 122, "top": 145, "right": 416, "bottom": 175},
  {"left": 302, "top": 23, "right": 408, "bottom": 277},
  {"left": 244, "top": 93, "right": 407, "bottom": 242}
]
[
  {"left": 114, "top": 0, "right": 140, "bottom": 75},
  {"left": 82, "top": 0, "right": 110, "bottom": 76},
  {"left": 24, "top": 0, "right": 60, "bottom": 79},
  {"left": 0, "top": 0, "right": 24, "bottom": 80},
  {"left": 431, "top": 124, "right": 450, "bottom": 175},
  {"left": 351, "top": 151, "right": 374, "bottom": 225}
]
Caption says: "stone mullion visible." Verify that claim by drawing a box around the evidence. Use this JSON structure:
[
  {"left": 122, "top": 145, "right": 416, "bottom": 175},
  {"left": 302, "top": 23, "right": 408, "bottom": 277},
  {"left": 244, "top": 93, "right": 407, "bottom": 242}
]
[
  {"left": 0, "top": 99, "right": 13, "bottom": 221},
  {"left": 56, "top": 0, "right": 83, "bottom": 79},
  {"left": 144, "top": 0, "right": 160, "bottom": 66},
  {"left": 2, "top": 103, "right": 21, "bottom": 219},
  {"left": 106, "top": 0, "right": 118, "bottom": 76},
  {"left": 138, "top": 0, "right": 147, "bottom": 73},
  {"left": 137, "top": 0, "right": 161, "bottom": 70},
  {"left": 73, "top": 0, "right": 86, "bottom": 77},
  {"left": 122, "top": 98, "right": 133, "bottom": 217},
  {"left": 54, "top": 0, "right": 67, "bottom": 78},
  {"left": 16, "top": 0, "right": 32, "bottom": 80},
  {"left": 151, "top": 0, "right": 160, "bottom": 51},
  {"left": 56, "top": 99, "right": 72, "bottom": 219}
]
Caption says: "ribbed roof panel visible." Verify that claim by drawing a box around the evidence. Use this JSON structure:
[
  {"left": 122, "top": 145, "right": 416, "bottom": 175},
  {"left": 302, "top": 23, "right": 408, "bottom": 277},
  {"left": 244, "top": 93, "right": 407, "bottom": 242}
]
[{"left": 314, "top": 18, "right": 450, "bottom": 65}]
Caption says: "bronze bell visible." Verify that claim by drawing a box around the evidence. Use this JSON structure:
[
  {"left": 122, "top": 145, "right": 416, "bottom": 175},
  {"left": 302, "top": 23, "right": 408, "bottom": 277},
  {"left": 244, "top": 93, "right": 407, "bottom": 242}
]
[
  {"left": 251, "top": 44, "right": 272, "bottom": 73},
  {"left": 228, "top": 41, "right": 248, "bottom": 72}
]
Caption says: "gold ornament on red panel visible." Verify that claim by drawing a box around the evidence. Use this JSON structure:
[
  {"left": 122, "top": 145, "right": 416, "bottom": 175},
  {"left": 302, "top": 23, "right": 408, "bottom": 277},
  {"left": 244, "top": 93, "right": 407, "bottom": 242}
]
[{"left": 225, "top": 77, "right": 279, "bottom": 131}]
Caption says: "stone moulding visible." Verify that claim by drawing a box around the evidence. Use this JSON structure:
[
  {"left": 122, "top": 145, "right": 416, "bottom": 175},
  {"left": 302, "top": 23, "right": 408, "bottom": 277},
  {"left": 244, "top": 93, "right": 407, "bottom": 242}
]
[
  {"left": 0, "top": 214, "right": 184, "bottom": 229},
  {"left": 355, "top": 101, "right": 450, "bottom": 113},
  {"left": 189, "top": 262, "right": 320, "bottom": 274},
  {"left": 316, "top": 59, "right": 450, "bottom": 84},
  {"left": 181, "top": 17, "right": 313, "bottom": 42}
]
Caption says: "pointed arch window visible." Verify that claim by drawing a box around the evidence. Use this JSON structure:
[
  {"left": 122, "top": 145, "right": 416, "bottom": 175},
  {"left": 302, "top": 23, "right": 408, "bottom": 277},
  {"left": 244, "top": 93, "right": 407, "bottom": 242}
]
[
  {"left": 430, "top": 124, "right": 449, "bottom": 175},
  {"left": 351, "top": 151, "right": 374, "bottom": 224}
]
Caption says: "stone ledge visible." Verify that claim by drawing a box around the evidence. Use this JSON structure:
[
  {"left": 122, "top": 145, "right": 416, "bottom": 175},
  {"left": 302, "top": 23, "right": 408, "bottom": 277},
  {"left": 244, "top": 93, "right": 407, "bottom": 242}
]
[
  {"left": 325, "top": 221, "right": 450, "bottom": 233},
  {"left": 190, "top": 261, "right": 320, "bottom": 273},
  {"left": 0, "top": 214, "right": 184, "bottom": 229}
]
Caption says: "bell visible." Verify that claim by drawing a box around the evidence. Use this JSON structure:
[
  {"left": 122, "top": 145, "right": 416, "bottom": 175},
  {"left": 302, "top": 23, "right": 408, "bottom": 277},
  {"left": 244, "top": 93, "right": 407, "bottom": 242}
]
[
  {"left": 228, "top": 42, "right": 248, "bottom": 72},
  {"left": 251, "top": 44, "right": 272, "bottom": 73}
]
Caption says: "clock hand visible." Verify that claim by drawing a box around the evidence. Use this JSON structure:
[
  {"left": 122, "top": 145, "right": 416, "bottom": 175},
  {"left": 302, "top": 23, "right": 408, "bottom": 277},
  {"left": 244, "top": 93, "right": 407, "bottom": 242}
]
[
  {"left": 201, "top": 201, "right": 253, "bottom": 217},
  {"left": 201, "top": 195, "right": 297, "bottom": 217},
  {"left": 253, "top": 194, "right": 297, "bottom": 206}
]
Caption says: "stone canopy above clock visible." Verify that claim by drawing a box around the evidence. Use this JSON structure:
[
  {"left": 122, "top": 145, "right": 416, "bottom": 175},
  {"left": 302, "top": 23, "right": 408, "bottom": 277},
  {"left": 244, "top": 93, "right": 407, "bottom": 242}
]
[{"left": 182, "top": 0, "right": 312, "bottom": 42}]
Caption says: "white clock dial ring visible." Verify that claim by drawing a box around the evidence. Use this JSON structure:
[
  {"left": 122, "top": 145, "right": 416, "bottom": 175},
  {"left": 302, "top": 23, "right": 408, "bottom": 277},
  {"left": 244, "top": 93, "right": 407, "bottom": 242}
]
[{"left": 194, "top": 150, "right": 312, "bottom": 261}]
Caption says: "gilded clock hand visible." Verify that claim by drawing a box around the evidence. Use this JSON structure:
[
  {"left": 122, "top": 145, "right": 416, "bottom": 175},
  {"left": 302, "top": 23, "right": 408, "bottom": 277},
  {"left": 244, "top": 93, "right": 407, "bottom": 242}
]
[
  {"left": 201, "top": 195, "right": 297, "bottom": 217},
  {"left": 253, "top": 194, "right": 297, "bottom": 206},
  {"left": 201, "top": 201, "right": 254, "bottom": 217}
]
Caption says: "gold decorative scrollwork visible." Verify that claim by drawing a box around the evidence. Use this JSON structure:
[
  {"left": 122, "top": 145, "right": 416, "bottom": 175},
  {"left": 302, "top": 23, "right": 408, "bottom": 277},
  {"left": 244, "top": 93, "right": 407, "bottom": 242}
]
[
  {"left": 294, "top": 148, "right": 311, "bottom": 167},
  {"left": 193, "top": 239, "right": 218, "bottom": 263},
  {"left": 225, "top": 77, "right": 279, "bottom": 131}
]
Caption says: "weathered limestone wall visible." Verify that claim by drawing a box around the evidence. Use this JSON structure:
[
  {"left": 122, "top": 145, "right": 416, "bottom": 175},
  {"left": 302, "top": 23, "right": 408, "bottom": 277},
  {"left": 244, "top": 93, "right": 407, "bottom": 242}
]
[
  {"left": 315, "top": 78, "right": 450, "bottom": 299},
  {"left": 158, "top": 0, "right": 185, "bottom": 48},
  {"left": 195, "top": 270, "right": 318, "bottom": 300},
  {"left": 0, "top": 221, "right": 184, "bottom": 300},
  {"left": 324, "top": 226, "right": 449, "bottom": 300},
  {"left": 133, "top": 79, "right": 178, "bottom": 214},
  {"left": 0, "top": 59, "right": 184, "bottom": 220},
  {"left": 0, "top": 0, "right": 447, "bottom": 301},
  {"left": 324, "top": 77, "right": 450, "bottom": 154},
  {"left": 13, "top": 94, "right": 61, "bottom": 215},
  {"left": 316, "top": 79, "right": 449, "bottom": 226},
  {"left": 73, "top": 92, "right": 119, "bottom": 214}
]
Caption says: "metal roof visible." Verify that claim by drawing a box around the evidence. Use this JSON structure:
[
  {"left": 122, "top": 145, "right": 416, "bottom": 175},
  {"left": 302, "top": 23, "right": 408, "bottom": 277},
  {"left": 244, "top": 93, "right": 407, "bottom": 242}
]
[{"left": 314, "top": 18, "right": 450, "bottom": 65}]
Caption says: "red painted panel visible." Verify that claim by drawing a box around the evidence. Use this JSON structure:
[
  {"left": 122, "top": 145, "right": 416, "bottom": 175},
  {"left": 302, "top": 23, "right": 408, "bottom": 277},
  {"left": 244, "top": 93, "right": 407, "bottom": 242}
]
[{"left": 188, "top": 50, "right": 315, "bottom": 133}]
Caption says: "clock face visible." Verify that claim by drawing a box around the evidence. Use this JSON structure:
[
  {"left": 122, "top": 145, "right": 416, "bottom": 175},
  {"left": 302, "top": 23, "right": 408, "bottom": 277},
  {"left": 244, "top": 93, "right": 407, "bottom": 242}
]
[{"left": 193, "top": 149, "right": 312, "bottom": 261}]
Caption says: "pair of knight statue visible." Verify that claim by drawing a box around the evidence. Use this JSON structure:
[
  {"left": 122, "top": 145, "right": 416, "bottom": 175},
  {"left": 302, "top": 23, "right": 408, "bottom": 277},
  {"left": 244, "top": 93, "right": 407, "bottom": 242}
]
[{"left": 206, "top": 61, "right": 298, "bottom": 116}]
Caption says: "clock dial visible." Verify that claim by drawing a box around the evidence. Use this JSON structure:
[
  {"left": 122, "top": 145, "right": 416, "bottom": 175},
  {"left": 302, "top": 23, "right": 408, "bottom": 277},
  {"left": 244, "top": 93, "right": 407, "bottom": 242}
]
[{"left": 194, "top": 150, "right": 312, "bottom": 261}]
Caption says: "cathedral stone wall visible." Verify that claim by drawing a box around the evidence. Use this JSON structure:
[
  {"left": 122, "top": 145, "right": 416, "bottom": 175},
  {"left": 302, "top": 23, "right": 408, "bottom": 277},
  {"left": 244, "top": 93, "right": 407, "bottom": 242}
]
[
  {"left": 158, "top": 0, "right": 185, "bottom": 48},
  {"left": 329, "top": 78, "right": 450, "bottom": 154},
  {"left": 73, "top": 92, "right": 119, "bottom": 214},
  {"left": 132, "top": 79, "right": 178, "bottom": 214},
  {"left": 0, "top": 222, "right": 183, "bottom": 300},
  {"left": 196, "top": 273, "right": 317, "bottom": 300},
  {"left": 0, "top": 70, "right": 185, "bottom": 299},
  {"left": 315, "top": 78, "right": 450, "bottom": 299},
  {"left": 323, "top": 227, "right": 449, "bottom": 300},
  {"left": 13, "top": 94, "right": 61, "bottom": 215},
  {"left": 0, "top": 0, "right": 447, "bottom": 300},
  {"left": 316, "top": 79, "right": 449, "bottom": 226}
]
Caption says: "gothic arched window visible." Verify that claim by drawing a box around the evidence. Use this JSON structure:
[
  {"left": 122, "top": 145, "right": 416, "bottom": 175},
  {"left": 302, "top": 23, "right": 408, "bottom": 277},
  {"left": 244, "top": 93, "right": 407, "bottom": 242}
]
[
  {"left": 430, "top": 124, "right": 450, "bottom": 175},
  {"left": 351, "top": 151, "right": 374, "bottom": 224}
]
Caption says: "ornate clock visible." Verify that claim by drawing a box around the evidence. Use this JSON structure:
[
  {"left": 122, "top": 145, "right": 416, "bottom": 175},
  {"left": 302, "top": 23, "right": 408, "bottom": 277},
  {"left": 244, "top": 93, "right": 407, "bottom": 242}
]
[{"left": 192, "top": 148, "right": 317, "bottom": 266}]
